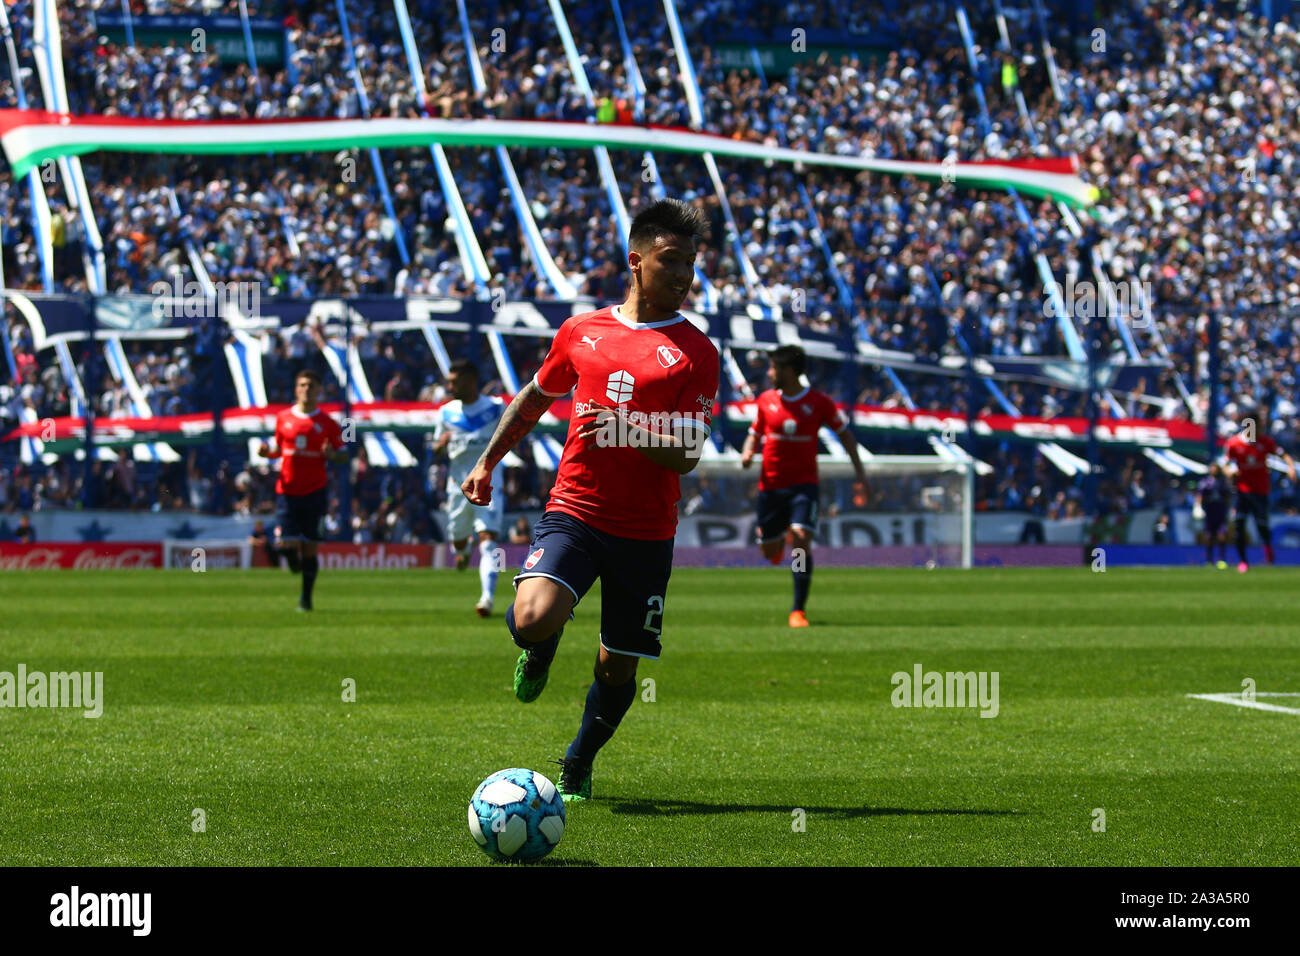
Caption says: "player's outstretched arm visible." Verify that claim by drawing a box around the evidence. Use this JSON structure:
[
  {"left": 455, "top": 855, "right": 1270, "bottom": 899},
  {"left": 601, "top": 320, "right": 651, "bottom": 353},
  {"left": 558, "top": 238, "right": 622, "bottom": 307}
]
[
  {"left": 1282, "top": 451, "right": 1298, "bottom": 483},
  {"left": 838, "top": 426, "right": 869, "bottom": 484},
  {"left": 461, "top": 381, "right": 554, "bottom": 505}
]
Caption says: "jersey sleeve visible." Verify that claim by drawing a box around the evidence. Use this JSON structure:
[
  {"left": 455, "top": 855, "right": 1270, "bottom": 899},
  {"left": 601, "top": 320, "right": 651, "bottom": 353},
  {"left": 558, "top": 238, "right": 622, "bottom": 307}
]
[
  {"left": 534, "top": 319, "right": 579, "bottom": 397},
  {"left": 749, "top": 395, "right": 767, "bottom": 439},
  {"left": 431, "top": 405, "right": 446, "bottom": 442},
  {"left": 672, "top": 342, "right": 721, "bottom": 437},
  {"left": 822, "top": 392, "right": 849, "bottom": 431},
  {"left": 273, "top": 414, "right": 289, "bottom": 454},
  {"left": 325, "top": 413, "right": 344, "bottom": 448},
  {"left": 264, "top": 416, "right": 284, "bottom": 458}
]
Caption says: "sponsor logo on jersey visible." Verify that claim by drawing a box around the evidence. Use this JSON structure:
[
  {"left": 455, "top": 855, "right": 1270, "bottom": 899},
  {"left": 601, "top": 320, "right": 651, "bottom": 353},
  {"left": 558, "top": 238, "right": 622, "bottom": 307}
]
[
  {"left": 525, "top": 547, "right": 545, "bottom": 569},
  {"left": 657, "top": 345, "right": 683, "bottom": 368},
  {"left": 696, "top": 394, "right": 714, "bottom": 411},
  {"left": 581, "top": 335, "right": 602, "bottom": 351},
  {"left": 606, "top": 369, "right": 635, "bottom": 404}
]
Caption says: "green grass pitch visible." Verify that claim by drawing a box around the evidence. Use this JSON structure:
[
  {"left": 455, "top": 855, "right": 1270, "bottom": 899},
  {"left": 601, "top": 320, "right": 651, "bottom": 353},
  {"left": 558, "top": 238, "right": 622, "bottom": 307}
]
[{"left": 1, "top": 566, "right": 1297, "bottom": 866}]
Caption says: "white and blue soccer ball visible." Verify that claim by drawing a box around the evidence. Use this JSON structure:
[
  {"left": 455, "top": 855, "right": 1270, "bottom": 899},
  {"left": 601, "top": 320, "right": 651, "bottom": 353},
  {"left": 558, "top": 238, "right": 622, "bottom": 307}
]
[{"left": 468, "top": 768, "right": 566, "bottom": 863}]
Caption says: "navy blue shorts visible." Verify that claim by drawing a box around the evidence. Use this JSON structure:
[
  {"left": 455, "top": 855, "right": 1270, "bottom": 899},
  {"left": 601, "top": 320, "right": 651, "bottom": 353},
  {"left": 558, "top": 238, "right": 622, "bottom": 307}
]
[
  {"left": 514, "top": 511, "right": 674, "bottom": 660},
  {"left": 756, "top": 483, "right": 820, "bottom": 543},
  {"left": 276, "top": 487, "right": 328, "bottom": 542},
  {"left": 1235, "top": 491, "right": 1270, "bottom": 531}
]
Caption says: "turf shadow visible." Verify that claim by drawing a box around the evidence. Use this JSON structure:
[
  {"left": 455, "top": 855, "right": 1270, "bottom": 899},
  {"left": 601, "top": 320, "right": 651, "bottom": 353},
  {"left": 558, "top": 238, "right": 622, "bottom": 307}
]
[{"left": 604, "top": 799, "right": 1021, "bottom": 819}]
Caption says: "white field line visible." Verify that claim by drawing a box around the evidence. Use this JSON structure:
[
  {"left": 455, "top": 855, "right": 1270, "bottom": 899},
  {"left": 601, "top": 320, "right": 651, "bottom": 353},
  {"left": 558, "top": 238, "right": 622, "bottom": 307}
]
[{"left": 1186, "top": 692, "right": 1300, "bottom": 715}]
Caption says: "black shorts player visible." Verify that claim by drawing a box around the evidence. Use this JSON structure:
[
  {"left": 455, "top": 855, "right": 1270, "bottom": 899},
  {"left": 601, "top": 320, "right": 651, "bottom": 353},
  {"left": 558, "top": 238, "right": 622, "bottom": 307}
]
[
  {"left": 741, "top": 345, "right": 868, "bottom": 627},
  {"left": 258, "top": 369, "right": 347, "bottom": 611},
  {"left": 458, "top": 199, "right": 723, "bottom": 803},
  {"left": 515, "top": 512, "right": 673, "bottom": 660}
]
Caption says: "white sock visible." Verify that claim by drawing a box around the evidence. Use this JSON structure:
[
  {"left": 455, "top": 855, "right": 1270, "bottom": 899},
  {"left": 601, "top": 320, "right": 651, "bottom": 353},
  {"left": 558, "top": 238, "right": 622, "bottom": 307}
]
[{"left": 479, "top": 539, "right": 500, "bottom": 599}]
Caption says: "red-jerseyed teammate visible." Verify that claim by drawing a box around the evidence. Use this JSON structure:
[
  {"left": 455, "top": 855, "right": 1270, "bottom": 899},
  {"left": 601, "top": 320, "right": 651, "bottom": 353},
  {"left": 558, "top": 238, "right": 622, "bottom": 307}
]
[
  {"left": 740, "top": 345, "right": 867, "bottom": 627},
  {"left": 1223, "top": 405, "right": 1296, "bottom": 571},
  {"left": 460, "top": 199, "right": 720, "bottom": 801},
  {"left": 257, "top": 369, "right": 347, "bottom": 610}
]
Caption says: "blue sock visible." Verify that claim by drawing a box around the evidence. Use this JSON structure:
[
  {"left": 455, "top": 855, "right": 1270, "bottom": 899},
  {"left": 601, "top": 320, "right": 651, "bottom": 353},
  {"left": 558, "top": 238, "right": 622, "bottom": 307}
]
[
  {"left": 506, "top": 604, "right": 558, "bottom": 663},
  {"left": 792, "top": 550, "right": 812, "bottom": 611},
  {"left": 566, "top": 667, "right": 637, "bottom": 765}
]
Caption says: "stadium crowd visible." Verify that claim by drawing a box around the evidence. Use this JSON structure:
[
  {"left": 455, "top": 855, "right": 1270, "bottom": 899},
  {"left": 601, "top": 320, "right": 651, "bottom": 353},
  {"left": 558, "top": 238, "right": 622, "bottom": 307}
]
[{"left": 2, "top": 0, "right": 1299, "bottom": 529}]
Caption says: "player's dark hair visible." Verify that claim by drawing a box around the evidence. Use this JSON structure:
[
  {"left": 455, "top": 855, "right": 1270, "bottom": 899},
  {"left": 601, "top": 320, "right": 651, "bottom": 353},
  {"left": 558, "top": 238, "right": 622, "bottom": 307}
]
[
  {"left": 628, "top": 198, "right": 707, "bottom": 251},
  {"left": 296, "top": 369, "right": 322, "bottom": 387},
  {"left": 770, "top": 345, "right": 806, "bottom": 376},
  {"left": 448, "top": 358, "right": 479, "bottom": 380}
]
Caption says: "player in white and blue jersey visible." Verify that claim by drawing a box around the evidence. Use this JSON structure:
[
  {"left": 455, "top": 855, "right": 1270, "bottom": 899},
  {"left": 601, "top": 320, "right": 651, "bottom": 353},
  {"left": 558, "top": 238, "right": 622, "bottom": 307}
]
[{"left": 433, "top": 359, "right": 506, "bottom": 616}]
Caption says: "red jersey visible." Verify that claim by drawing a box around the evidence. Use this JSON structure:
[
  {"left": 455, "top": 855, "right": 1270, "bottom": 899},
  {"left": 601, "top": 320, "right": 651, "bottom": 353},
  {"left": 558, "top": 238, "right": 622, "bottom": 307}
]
[
  {"left": 748, "top": 387, "right": 848, "bottom": 491},
  {"left": 271, "top": 406, "right": 343, "bottom": 495},
  {"left": 1225, "top": 433, "right": 1279, "bottom": 495},
  {"left": 534, "top": 305, "right": 719, "bottom": 539}
]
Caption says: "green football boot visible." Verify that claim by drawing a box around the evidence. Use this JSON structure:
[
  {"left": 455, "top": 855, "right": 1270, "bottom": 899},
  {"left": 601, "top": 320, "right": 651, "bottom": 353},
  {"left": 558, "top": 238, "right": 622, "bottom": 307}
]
[
  {"left": 513, "top": 628, "right": 562, "bottom": 703},
  {"left": 557, "top": 756, "right": 592, "bottom": 802}
]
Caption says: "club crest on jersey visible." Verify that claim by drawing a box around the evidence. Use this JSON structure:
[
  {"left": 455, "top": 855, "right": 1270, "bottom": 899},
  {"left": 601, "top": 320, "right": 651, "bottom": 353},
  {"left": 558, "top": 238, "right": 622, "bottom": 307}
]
[
  {"left": 657, "top": 345, "right": 683, "bottom": 369},
  {"left": 295, "top": 434, "right": 308, "bottom": 449},
  {"left": 801, "top": 403, "right": 812, "bottom": 416},
  {"left": 782, "top": 419, "right": 798, "bottom": 435},
  {"left": 525, "top": 548, "right": 545, "bottom": 570}
]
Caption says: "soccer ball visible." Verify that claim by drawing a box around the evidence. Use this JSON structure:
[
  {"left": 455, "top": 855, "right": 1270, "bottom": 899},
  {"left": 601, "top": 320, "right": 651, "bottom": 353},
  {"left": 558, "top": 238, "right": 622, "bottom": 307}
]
[{"left": 468, "top": 768, "right": 566, "bottom": 863}]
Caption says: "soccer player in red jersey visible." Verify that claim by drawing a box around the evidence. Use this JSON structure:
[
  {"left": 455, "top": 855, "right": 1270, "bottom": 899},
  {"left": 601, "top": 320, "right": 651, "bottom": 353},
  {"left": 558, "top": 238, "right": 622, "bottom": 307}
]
[
  {"left": 256, "top": 370, "right": 348, "bottom": 609},
  {"left": 460, "top": 199, "right": 720, "bottom": 801},
  {"left": 740, "top": 345, "right": 867, "bottom": 627},
  {"left": 1223, "top": 406, "right": 1296, "bottom": 571}
]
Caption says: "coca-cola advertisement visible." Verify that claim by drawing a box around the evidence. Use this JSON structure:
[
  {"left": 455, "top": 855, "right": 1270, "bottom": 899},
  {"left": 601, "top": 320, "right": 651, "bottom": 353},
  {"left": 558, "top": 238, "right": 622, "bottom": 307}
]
[{"left": 0, "top": 543, "right": 163, "bottom": 570}]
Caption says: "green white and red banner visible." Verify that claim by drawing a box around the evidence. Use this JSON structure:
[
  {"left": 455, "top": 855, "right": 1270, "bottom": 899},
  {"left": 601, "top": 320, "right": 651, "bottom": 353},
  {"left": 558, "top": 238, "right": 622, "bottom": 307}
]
[
  {"left": 2, "top": 399, "right": 1206, "bottom": 452},
  {"left": 0, "top": 110, "right": 1099, "bottom": 207}
]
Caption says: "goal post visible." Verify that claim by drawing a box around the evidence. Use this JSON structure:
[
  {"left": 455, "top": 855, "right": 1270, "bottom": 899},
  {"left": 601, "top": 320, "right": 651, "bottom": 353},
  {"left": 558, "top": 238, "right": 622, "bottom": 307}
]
[{"left": 687, "top": 454, "right": 977, "bottom": 568}]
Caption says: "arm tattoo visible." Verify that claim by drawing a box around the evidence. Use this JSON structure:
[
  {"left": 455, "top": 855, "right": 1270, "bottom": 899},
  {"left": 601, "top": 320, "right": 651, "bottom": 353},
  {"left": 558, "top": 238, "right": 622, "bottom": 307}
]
[{"left": 479, "top": 381, "right": 555, "bottom": 470}]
